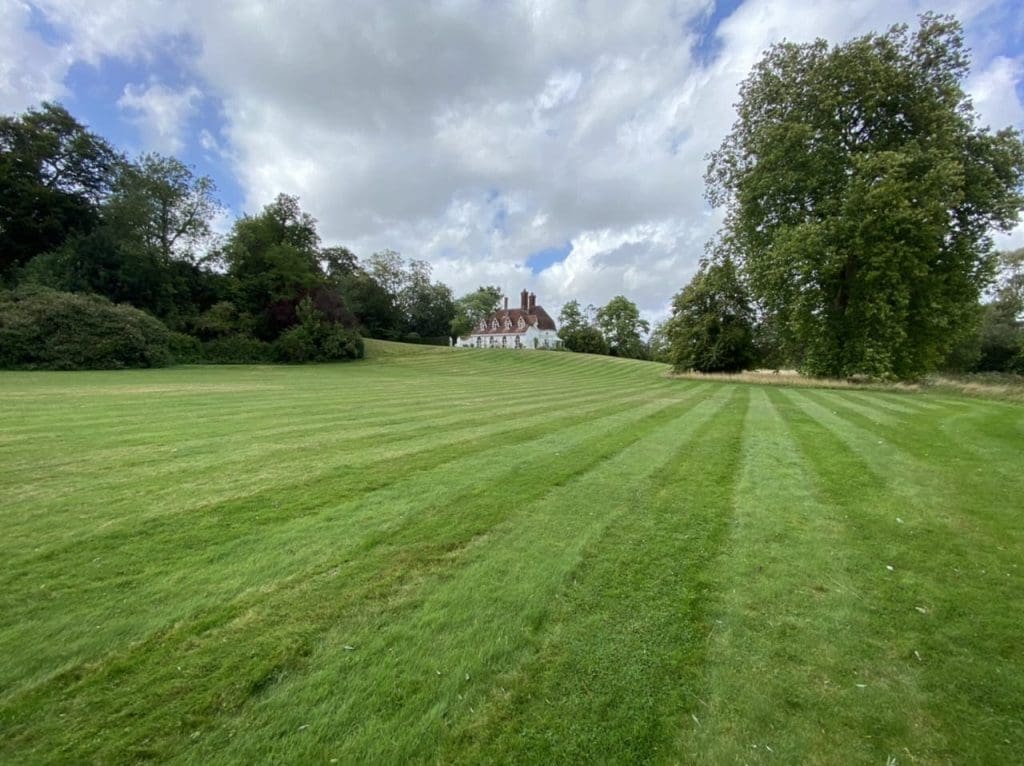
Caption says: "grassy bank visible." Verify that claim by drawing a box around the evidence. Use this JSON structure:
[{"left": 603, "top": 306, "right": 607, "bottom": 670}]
[{"left": 1, "top": 345, "right": 1021, "bottom": 763}]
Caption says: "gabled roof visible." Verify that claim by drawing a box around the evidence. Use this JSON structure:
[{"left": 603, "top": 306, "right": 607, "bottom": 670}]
[{"left": 470, "top": 306, "right": 557, "bottom": 335}]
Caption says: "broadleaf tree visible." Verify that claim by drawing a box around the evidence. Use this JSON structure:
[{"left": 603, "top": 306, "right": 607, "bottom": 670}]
[
  {"left": 451, "top": 285, "right": 502, "bottom": 339},
  {"left": 596, "top": 295, "right": 649, "bottom": 359},
  {"left": 705, "top": 14, "right": 1024, "bottom": 379},
  {"left": 558, "top": 299, "right": 609, "bottom": 355},
  {"left": 668, "top": 257, "right": 756, "bottom": 373},
  {"left": 0, "top": 102, "right": 120, "bottom": 275}
]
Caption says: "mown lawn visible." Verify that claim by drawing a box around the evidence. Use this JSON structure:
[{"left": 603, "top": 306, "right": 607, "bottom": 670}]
[{"left": 1, "top": 342, "right": 1022, "bottom": 764}]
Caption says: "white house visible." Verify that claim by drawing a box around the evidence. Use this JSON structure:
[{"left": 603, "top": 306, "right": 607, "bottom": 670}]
[{"left": 456, "top": 290, "right": 561, "bottom": 349}]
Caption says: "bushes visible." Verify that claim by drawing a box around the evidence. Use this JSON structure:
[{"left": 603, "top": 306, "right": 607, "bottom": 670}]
[
  {"left": 200, "top": 335, "right": 274, "bottom": 364},
  {"left": 274, "top": 300, "right": 364, "bottom": 363},
  {"left": 0, "top": 288, "right": 365, "bottom": 369},
  {"left": 0, "top": 287, "right": 173, "bottom": 369}
]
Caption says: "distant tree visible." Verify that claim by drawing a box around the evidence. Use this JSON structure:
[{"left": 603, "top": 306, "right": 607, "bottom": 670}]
[
  {"left": 947, "top": 249, "right": 1024, "bottom": 373},
  {"left": 994, "top": 248, "right": 1024, "bottom": 318},
  {"left": 705, "top": 14, "right": 1024, "bottom": 379},
  {"left": 596, "top": 295, "right": 649, "bottom": 359},
  {"left": 558, "top": 299, "right": 610, "bottom": 354},
  {"left": 560, "top": 325, "right": 609, "bottom": 355},
  {"left": 451, "top": 285, "right": 502, "bottom": 338},
  {"left": 558, "top": 299, "right": 587, "bottom": 334},
  {"left": 668, "top": 258, "right": 756, "bottom": 372},
  {"left": 104, "top": 153, "right": 221, "bottom": 263},
  {"left": 400, "top": 259, "right": 455, "bottom": 337},
  {"left": 0, "top": 102, "right": 119, "bottom": 275},
  {"left": 366, "top": 250, "right": 406, "bottom": 299},
  {"left": 352, "top": 251, "right": 454, "bottom": 338},
  {"left": 220, "top": 194, "right": 339, "bottom": 340},
  {"left": 647, "top": 320, "right": 672, "bottom": 363}
]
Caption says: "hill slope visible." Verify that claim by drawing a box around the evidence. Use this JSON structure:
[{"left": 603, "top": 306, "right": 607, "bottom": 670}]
[{"left": 1, "top": 351, "right": 1022, "bottom": 763}]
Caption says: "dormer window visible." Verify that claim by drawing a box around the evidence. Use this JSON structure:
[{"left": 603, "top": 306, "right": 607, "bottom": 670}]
[
  {"left": 479, "top": 320, "right": 487, "bottom": 331},
  {"left": 503, "top": 318, "right": 512, "bottom": 330},
  {"left": 517, "top": 317, "right": 525, "bottom": 330},
  {"left": 490, "top": 319, "right": 499, "bottom": 330}
]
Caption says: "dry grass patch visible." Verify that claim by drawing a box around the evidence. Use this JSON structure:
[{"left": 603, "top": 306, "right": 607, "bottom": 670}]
[{"left": 669, "top": 369, "right": 1024, "bottom": 404}]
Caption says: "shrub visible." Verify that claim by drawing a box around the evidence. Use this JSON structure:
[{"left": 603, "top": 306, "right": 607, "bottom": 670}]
[
  {"left": 200, "top": 334, "right": 274, "bottom": 364},
  {"left": 274, "top": 323, "right": 363, "bottom": 363},
  {"left": 0, "top": 287, "right": 173, "bottom": 369},
  {"left": 167, "top": 331, "right": 203, "bottom": 364},
  {"left": 273, "top": 297, "right": 363, "bottom": 363}
]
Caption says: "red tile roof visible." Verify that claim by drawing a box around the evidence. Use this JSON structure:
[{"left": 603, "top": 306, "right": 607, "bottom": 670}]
[{"left": 471, "top": 306, "right": 557, "bottom": 335}]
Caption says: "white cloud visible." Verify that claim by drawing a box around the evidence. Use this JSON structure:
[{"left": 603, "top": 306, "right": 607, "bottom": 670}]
[
  {"left": 12, "top": 0, "right": 1024, "bottom": 320},
  {"left": 968, "top": 55, "right": 1024, "bottom": 131},
  {"left": 118, "top": 81, "right": 201, "bottom": 155},
  {"left": 0, "top": 1, "right": 72, "bottom": 113}
]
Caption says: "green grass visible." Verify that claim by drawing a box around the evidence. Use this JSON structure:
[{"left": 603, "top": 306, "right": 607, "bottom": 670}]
[{"left": 1, "top": 341, "right": 1022, "bottom": 764}]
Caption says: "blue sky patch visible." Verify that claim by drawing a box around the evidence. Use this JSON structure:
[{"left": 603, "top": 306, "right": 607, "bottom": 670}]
[{"left": 526, "top": 242, "right": 572, "bottom": 274}]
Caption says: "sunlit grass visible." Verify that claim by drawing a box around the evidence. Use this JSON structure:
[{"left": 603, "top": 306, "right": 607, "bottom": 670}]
[{"left": 1, "top": 343, "right": 1022, "bottom": 763}]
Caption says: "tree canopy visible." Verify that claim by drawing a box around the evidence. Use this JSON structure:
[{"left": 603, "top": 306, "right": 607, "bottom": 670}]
[
  {"left": 668, "top": 258, "right": 756, "bottom": 373},
  {"left": 557, "top": 300, "right": 609, "bottom": 355},
  {"left": 451, "top": 286, "right": 502, "bottom": 339},
  {"left": 596, "top": 295, "right": 649, "bottom": 359},
  {"left": 706, "top": 14, "right": 1024, "bottom": 379},
  {"left": 0, "top": 103, "right": 119, "bottom": 275}
]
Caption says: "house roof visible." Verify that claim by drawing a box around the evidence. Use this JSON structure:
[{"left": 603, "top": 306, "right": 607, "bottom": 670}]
[{"left": 468, "top": 306, "right": 558, "bottom": 336}]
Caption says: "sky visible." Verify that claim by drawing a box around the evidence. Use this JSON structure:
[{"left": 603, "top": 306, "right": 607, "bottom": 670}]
[{"left": 3, "top": 0, "right": 1023, "bottom": 325}]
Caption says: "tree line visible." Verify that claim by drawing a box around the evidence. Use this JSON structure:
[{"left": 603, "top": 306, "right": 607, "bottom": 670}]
[
  {"left": 0, "top": 103, "right": 482, "bottom": 368},
  {"left": 0, "top": 101, "right": 661, "bottom": 369}
]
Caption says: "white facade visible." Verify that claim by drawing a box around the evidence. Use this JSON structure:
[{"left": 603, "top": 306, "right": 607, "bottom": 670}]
[
  {"left": 455, "top": 289, "right": 561, "bottom": 350},
  {"left": 456, "top": 324, "right": 561, "bottom": 350}
]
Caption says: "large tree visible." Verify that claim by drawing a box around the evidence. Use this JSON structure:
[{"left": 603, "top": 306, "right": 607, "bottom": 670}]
[
  {"left": 558, "top": 299, "right": 608, "bottom": 354},
  {"left": 668, "top": 258, "right": 756, "bottom": 373},
  {"left": 596, "top": 295, "right": 649, "bottom": 359},
  {"left": 451, "top": 285, "right": 502, "bottom": 339},
  {"left": 0, "top": 103, "right": 119, "bottom": 275},
  {"left": 706, "top": 14, "right": 1024, "bottom": 379},
  {"left": 104, "top": 153, "right": 221, "bottom": 264},
  {"left": 219, "top": 194, "right": 348, "bottom": 340}
]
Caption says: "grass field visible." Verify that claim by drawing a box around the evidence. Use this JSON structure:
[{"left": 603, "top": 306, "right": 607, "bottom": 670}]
[{"left": 1, "top": 341, "right": 1022, "bottom": 764}]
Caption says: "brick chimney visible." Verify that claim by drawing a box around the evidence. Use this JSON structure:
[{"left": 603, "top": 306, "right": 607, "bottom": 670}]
[
  {"left": 504, "top": 296, "right": 508, "bottom": 310},
  {"left": 528, "top": 292, "right": 536, "bottom": 310},
  {"left": 520, "top": 289, "right": 529, "bottom": 310}
]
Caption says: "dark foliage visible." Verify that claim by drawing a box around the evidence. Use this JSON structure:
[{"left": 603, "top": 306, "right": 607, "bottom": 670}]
[
  {"left": 0, "top": 287, "right": 172, "bottom": 369},
  {"left": 706, "top": 15, "right": 1024, "bottom": 379},
  {"left": 669, "top": 258, "right": 756, "bottom": 373},
  {"left": 0, "top": 103, "right": 119, "bottom": 276},
  {"left": 559, "top": 325, "right": 610, "bottom": 355}
]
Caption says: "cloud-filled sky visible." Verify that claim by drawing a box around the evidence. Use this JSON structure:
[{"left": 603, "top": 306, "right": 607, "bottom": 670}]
[{"left": 3, "top": 0, "right": 1023, "bottom": 323}]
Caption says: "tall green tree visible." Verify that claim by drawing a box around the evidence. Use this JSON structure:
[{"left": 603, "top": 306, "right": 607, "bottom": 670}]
[
  {"left": 994, "top": 248, "right": 1024, "bottom": 318},
  {"left": 668, "top": 258, "right": 756, "bottom": 372},
  {"left": 0, "top": 103, "right": 119, "bottom": 275},
  {"left": 451, "top": 285, "right": 502, "bottom": 338},
  {"left": 706, "top": 14, "right": 1024, "bottom": 379},
  {"left": 220, "top": 194, "right": 335, "bottom": 339},
  {"left": 104, "top": 153, "right": 221, "bottom": 264},
  {"left": 596, "top": 295, "right": 649, "bottom": 359},
  {"left": 558, "top": 299, "right": 608, "bottom": 354},
  {"left": 647, "top": 320, "right": 672, "bottom": 363},
  {"left": 399, "top": 259, "right": 454, "bottom": 337}
]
